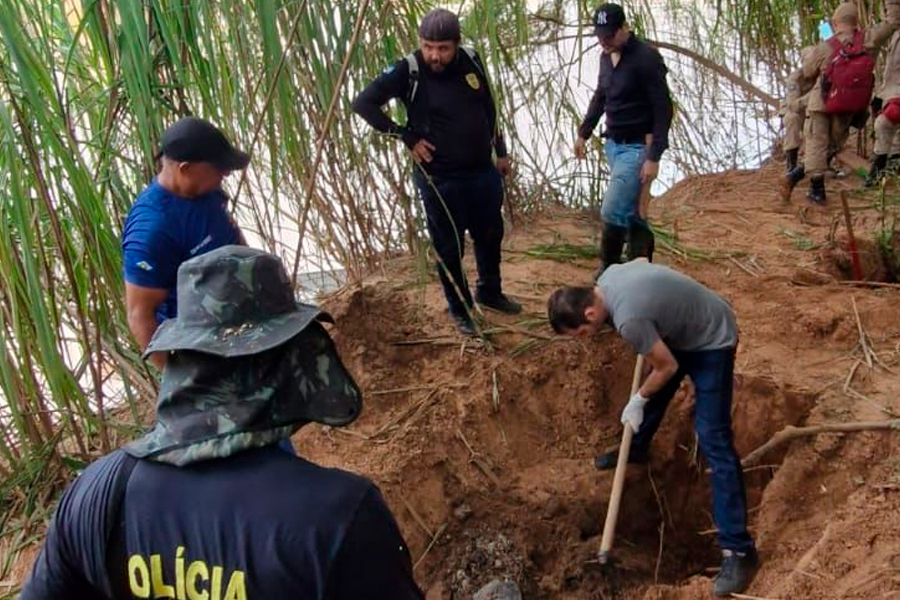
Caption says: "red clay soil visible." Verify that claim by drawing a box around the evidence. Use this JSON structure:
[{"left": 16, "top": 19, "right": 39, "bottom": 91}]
[
  {"left": 7, "top": 160, "right": 900, "bottom": 599},
  {"left": 298, "top": 159, "right": 900, "bottom": 599}
]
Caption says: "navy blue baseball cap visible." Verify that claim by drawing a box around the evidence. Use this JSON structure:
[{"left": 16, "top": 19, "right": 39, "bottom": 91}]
[
  {"left": 158, "top": 117, "right": 250, "bottom": 171},
  {"left": 593, "top": 3, "right": 626, "bottom": 38}
]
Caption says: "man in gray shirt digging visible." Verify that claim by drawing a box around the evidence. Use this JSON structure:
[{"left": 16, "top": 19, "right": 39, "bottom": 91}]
[{"left": 547, "top": 261, "right": 757, "bottom": 597}]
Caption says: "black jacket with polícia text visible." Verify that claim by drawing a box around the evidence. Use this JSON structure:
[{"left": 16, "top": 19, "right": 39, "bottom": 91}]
[
  {"left": 578, "top": 34, "right": 674, "bottom": 162},
  {"left": 352, "top": 49, "right": 507, "bottom": 176}
]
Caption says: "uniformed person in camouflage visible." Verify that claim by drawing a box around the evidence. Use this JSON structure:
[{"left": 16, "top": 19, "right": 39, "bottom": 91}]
[
  {"left": 867, "top": 29, "right": 900, "bottom": 185},
  {"left": 781, "top": 46, "right": 816, "bottom": 176},
  {"left": 22, "top": 246, "right": 425, "bottom": 600},
  {"left": 782, "top": 0, "right": 900, "bottom": 205}
]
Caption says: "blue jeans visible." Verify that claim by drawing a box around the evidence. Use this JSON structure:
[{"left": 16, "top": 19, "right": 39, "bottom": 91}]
[
  {"left": 632, "top": 347, "right": 754, "bottom": 552},
  {"left": 412, "top": 167, "right": 504, "bottom": 313},
  {"left": 602, "top": 139, "right": 648, "bottom": 229}
]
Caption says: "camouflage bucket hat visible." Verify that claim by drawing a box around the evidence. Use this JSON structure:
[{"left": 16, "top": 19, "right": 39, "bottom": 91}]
[
  {"left": 126, "top": 321, "right": 362, "bottom": 465},
  {"left": 129, "top": 245, "right": 363, "bottom": 465},
  {"left": 145, "top": 245, "right": 323, "bottom": 358}
]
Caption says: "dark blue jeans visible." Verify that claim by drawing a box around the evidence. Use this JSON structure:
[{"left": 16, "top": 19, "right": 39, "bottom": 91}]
[
  {"left": 413, "top": 167, "right": 504, "bottom": 314},
  {"left": 632, "top": 347, "right": 754, "bottom": 552}
]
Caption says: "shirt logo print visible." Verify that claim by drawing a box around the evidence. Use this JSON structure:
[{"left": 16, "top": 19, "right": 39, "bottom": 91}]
[{"left": 190, "top": 235, "right": 213, "bottom": 256}]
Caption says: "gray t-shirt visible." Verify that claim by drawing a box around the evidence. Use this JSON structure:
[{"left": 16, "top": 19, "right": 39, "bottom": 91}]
[{"left": 597, "top": 262, "right": 738, "bottom": 355}]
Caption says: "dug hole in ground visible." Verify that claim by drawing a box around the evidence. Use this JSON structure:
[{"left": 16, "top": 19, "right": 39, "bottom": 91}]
[{"left": 299, "top": 158, "right": 900, "bottom": 599}]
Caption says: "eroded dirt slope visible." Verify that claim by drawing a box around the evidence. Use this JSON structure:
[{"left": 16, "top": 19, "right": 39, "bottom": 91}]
[{"left": 296, "top": 159, "right": 900, "bottom": 599}]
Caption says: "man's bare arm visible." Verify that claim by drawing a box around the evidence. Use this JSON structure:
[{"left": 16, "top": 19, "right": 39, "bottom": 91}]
[{"left": 125, "top": 282, "right": 170, "bottom": 370}]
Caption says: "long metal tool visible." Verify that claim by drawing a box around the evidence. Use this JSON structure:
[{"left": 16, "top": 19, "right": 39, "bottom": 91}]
[{"left": 598, "top": 353, "right": 645, "bottom": 564}]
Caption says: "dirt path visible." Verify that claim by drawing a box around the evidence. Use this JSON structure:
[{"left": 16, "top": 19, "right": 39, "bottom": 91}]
[{"left": 296, "top": 159, "right": 900, "bottom": 599}]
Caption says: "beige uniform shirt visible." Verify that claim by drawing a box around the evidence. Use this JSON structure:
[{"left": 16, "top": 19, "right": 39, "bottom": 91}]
[
  {"left": 782, "top": 47, "right": 817, "bottom": 114},
  {"left": 802, "top": 1, "right": 900, "bottom": 113}
]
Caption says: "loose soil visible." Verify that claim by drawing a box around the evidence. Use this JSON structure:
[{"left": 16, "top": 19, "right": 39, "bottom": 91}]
[
  {"left": 8, "top": 159, "right": 900, "bottom": 599},
  {"left": 299, "top": 159, "right": 900, "bottom": 599}
]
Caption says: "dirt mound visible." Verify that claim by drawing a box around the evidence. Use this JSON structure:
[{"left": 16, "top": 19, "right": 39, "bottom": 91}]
[
  {"left": 303, "top": 281, "right": 817, "bottom": 598},
  {"left": 289, "top": 159, "right": 900, "bottom": 599}
]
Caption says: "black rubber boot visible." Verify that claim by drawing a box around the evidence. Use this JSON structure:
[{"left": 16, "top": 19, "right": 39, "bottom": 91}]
[
  {"left": 713, "top": 548, "right": 759, "bottom": 597},
  {"left": 806, "top": 175, "right": 826, "bottom": 205},
  {"left": 627, "top": 223, "right": 655, "bottom": 262},
  {"left": 785, "top": 148, "right": 799, "bottom": 174},
  {"left": 597, "top": 223, "right": 627, "bottom": 276},
  {"left": 780, "top": 165, "right": 805, "bottom": 202},
  {"left": 866, "top": 153, "right": 889, "bottom": 187}
]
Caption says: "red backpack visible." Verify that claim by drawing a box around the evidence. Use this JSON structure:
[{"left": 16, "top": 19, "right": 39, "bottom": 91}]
[{"left": 821, "top": 31, "right": 875, "bottom": 114}]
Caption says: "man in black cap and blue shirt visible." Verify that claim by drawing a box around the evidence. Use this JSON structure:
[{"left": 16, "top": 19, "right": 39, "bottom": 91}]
[
  {"left": 547, "top": 260, "right": 758, "bottom": 596},
  {"left": 123, "top": 117, "right": 249, "bottom": 369},
  {"left": 21, "top": 245, "right": 424, "bottom": 600},
  {"left": 352, "top": 8, "right": 521, "bottom": 336},
  {"left": 575, "top": 3, "right": 673, "bottom": 274}
]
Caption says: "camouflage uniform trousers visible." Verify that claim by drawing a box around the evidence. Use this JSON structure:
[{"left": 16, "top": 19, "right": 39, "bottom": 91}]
[
  {"left": 803, "top": 111, "right": 853, "bottom": 176},
  {"left": 783, "top": 104, "right": 805, "bottom": 153}
]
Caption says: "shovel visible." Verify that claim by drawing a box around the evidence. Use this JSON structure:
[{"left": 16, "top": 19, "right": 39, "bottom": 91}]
[{"left": 597, "top": 353, "right": 645, "bottom": 565}]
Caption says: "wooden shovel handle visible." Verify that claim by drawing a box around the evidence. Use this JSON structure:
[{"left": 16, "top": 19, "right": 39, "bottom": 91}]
[{"left": 598, "top": 353, "right": 645, "bottom": 562}]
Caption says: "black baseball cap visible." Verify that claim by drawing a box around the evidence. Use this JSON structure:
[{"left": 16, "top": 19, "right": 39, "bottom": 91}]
[
  {"left": 158, "top": 117, "right": 250, "bottom": 171},
  {"left": 593, "top": 3, "right": 626, "bottom": 38}
]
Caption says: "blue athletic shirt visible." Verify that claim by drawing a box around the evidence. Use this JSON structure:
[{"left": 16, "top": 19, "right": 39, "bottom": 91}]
[
  {"left": 21, "top": 446, "right": 424, "bottom": 600},
  {"left": 122, "top": 181, "right": 240, "bottom": 323}
]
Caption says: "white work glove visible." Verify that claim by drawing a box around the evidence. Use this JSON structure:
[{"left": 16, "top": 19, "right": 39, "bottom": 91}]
[{"left": 621, "top": 392, "right": 649, "bottom": 432}]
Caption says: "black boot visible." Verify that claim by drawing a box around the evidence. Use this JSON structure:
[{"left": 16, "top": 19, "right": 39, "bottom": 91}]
[
  {"left": 596, "top": 223, "right": 626, "bottom": 277},
  {"left": 448, "top": 306, "right": 477, "bottom": 336},
  {"left": 866, "top": 153, "right": 888, "bottom": 187},
  {"left": 475, "top": 290, "right": 522, "bottom": 314},
  {"left": 627, "top": 223, "right": 655, "bottom": 262},
  {"left": 785, "top": 148, "right": 799, "bottom": 174},
  {"left": 806, "top": 175, "right": 826, "bottom": 205},
  {"left": 780, "top": 164, "right": 805, "bottom": 202},
  {"left": 713, "top": 548, "right": 759, "bottom": 597}
]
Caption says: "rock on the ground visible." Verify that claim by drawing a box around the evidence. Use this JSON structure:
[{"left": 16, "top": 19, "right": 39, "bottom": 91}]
[{"left": 473, "top": 580, "right": 522, "bottom": 600}]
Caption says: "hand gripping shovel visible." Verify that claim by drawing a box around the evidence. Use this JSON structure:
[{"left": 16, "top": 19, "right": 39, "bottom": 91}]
[{"left": 598, "top": 353, "right": 645, "bottom": 565}]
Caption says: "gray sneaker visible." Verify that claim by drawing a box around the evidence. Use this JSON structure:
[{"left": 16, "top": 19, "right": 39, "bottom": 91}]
[{"left": 713, "top": 548, "right": 759, "bottom": 597}]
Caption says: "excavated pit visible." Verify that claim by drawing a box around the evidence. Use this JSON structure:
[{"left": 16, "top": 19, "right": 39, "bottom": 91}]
[{"left": 295, "top": 284, "right": 818, "bottom": 599}]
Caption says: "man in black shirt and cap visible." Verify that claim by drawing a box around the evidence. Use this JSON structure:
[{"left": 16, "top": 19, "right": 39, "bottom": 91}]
[
  {"left": 352, "top": 8, "right": 521, "bottom": 336},
  {"left": 575, "top": 3, "right": 673, "bottom": 274}
]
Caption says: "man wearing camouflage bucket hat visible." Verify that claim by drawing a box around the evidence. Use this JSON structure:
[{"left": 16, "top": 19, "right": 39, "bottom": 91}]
[{"left": 21, "top": 246, "right": 425, "bottom": 600}]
